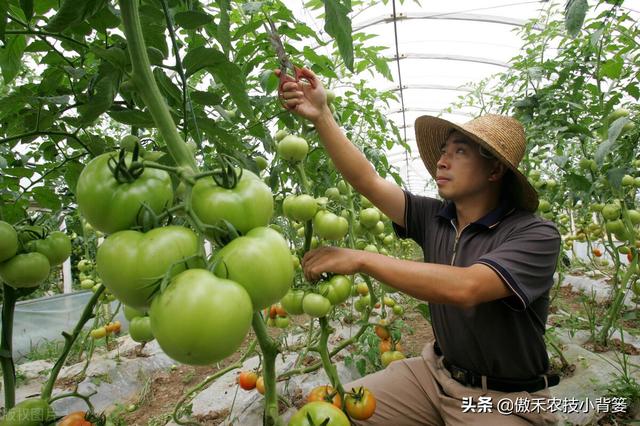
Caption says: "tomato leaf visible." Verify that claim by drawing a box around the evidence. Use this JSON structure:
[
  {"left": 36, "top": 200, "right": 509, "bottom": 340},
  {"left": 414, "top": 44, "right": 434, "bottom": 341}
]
[
  {"left": 108, "top": 109, "right": 156, "bottom": 128},
  {"left": 190, "top": 90, "right": 222, "bottom": 106},
  {"left": 184, "top": 47, "right": 254, "bottom": 119},
  {"left": 64, "top": 160, "right": 84, "bottom": 193},
  {"left": 0, "top": 35, "right": 26, "bottom": 84},
  {"left": 19, "top": 0, "right": 32, "bottom": 22},
  {"left": 77, "top": 61, "right": 121, "bottom": 126},
  {"left": 0, "top": 0, "right": 7, "bottom": 43},
  {"left": 215, "top": 0, "right": 232, "bottom": 55},
  {"left": 565, "top": 0, "right": 588, "bottom": 38},
  {"left": 174, "top": 10, "right": 213, "bottom": 29},
  {"left": 32, "top": 186, "right": 61, "bottom": 211},
  {"left": 416, "top": 303, "right": 431, "bottom": 322},
  {"left": 323, "top": 0, "right": 354, "bottom": 71},
  {"left": 565, "top": 173, "right": 592, "bottom": 192}
]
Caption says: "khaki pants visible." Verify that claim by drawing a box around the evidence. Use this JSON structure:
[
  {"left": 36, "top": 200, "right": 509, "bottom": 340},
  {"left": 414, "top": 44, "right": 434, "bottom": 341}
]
[{"left": 345, "top": 342, "right": 559, "bottom": 425}]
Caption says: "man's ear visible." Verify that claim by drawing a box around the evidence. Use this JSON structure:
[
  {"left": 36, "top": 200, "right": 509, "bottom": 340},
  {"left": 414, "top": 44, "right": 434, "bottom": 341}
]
[{"left": 488, "top": 161, "right": 507, "bottom": 182}]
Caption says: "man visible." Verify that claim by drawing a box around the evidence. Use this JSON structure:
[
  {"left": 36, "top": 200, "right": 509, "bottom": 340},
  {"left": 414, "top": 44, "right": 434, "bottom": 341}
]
[{"left": 278, "top": 68, "right": 561, "bottom": 425}]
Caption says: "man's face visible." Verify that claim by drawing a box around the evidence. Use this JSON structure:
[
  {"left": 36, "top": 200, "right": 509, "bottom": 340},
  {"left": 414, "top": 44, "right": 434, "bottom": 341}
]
[{"left": 435, "top": 131, "right": 498, "bottom": 201}]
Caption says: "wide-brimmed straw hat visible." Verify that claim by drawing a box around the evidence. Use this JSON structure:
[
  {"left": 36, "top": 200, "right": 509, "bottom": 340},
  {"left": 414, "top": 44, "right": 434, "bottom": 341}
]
[{"left": 415, "top": 114, "right": 538, "bottom": 212}]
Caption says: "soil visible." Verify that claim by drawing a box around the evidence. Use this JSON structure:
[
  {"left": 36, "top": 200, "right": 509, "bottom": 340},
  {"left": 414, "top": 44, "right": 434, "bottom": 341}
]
[{"left": 115, "top": 310, "right": 434, "bottom": 425}]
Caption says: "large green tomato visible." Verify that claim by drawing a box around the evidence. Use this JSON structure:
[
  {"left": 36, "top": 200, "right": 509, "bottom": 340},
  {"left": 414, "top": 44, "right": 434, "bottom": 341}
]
[
  {"left": 313, "top": 211, "right": 348, "bottom": 240},
  {"left": 284, "top": 194, "right": 317, "bottom": 221},
  {"left": 192, "top": 169, "right": 273, "bottom": 236},
  {"left": 319, "top": 275, "right": 352, "bottom": 305},
  {"left": 277, "top": 135, "right": 308, "bottom": 162},
  {"left": 76, "top": 152, "right": 174, "bottom": 234},
  {"left": 26, "top": 231, "right": 71, "bottom": 266},
  {"left": 0, "top": 398, "right": 55, "bottom": 426},
  {"left": 288, "top": 402, "right": 350, "bottom": 426},
  {"left": 280, "top": 289, "right": 305, "bottom": 315},
  {"left": 129, "top": 316, "right": 154, "bottom": 343},
  {"left": 602, "top": 203, "right": 621, "bottom": 221},
  {"left": 302, "top": 293, "right": 332, "bottom": 317},
  {"left": 150, "top": 269, "right": 252, "bottom": 365},
  {"left": 360, "top": 208, "right": 380, "bottom": 229},
  {"left": 0, "top": 253, "right": 50, "bottom": 288},
  {"left": 96, "top": 226, "right": 200, "bottom": 310},
  {"left": 0, "top": 221, "right": 18, "bottom": 262},
  {"left": 214, "top": 227, "right": 293, "bottom": 310}
]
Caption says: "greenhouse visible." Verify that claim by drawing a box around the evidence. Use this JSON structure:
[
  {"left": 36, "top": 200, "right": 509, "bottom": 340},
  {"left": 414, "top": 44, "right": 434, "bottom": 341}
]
[{"left": 0, "top": 0, "right": 639, "bottom": 424}]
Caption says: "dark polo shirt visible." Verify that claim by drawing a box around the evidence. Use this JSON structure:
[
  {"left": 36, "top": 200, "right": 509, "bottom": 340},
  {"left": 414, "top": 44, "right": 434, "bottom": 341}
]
[{"left": 392, "top": 191, "right": 561, "bottom": 380}]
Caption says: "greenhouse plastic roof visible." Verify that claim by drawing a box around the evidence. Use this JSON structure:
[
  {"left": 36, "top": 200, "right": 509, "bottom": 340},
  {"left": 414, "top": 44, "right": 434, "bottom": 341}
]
[{"left": 291, "top": 0, "right": 640, "bottom": 195}]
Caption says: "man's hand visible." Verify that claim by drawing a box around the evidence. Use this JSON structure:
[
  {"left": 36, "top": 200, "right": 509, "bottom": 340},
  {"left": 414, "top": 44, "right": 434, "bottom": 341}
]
[
  {"left": 276, "top": 68, "right": 331, "bottom": 123},
  {"left": 302, "top": 247, "right": 365, "bottom": 282}
]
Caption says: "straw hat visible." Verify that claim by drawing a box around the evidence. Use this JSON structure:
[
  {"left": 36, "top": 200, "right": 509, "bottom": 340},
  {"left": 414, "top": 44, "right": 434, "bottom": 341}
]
[{"left": 414, "top": 114, "right": 538, "bottom": 212}]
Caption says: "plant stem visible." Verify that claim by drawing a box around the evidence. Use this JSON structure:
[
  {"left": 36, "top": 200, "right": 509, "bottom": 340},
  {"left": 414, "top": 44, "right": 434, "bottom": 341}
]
[
  {"left": 1, "top": 283, "right": 18, "bottom": 410},
  {"left": 252, "top": 312, "right": 283, "bottom": 426},
  {"left": 118, "top": 0, "right": 197, "bottom": 172},
  {"left": 317, "top": 317, "right": 345, "bottom": 398},
  {"left": 41, "top": 285, "right": 105, "bottom": 400}
]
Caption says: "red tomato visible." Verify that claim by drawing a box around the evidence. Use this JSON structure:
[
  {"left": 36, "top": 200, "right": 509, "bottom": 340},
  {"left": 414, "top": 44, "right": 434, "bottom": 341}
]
[
  {"left": 345, "top": 386, "right": 377, "bottom": 420},
  {"left": 592, "top": 248, "right": 602, "bottom": 257},
  {"left": 238, "top": 371, "right": 258, "bottom": 391},
  {"left": 58, "top": 411, "right": 93, "bottom": 426},
  {"left": 307, "top": 385, "right": 342, "bottom": 409}
]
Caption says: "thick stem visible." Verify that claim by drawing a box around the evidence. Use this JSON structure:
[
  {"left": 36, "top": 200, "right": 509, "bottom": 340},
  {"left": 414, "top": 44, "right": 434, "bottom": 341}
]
[
  {"left": 252, "top": 313, "right": 283, "bottom": 426},
  {"left": 41, "top": 285, "right": 105, "bottom": 400},
  {"left": 317, "top": 317, "right": 345, "bottom": 398},
  {"left": 1, "top": 283, "right": 18, "bottom": 409},
  {"left": 598, "top": 255, "right": 637, "bottom": 346},
  {"left": 118, "top": 0, "right": 197, "bottom": 172}
]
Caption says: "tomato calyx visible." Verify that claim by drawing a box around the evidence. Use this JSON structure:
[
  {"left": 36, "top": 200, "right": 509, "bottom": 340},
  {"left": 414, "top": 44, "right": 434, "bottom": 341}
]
[
  {"left": 204, "top": 154, "right": 243, "bottom": 189},
  {"left": 107, "top": 147, "right": 145, "bottom": 183}
]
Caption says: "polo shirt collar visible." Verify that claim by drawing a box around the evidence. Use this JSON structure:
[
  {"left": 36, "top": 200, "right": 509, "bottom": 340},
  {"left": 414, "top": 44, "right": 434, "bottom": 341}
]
[{"left": 436, "top": 198, "right": 515, "bottom": 229}]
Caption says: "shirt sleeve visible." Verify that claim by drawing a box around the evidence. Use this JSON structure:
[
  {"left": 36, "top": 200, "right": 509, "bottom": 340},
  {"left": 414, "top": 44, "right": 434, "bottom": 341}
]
[
  {"left": 474, "top": 220, "right": 561, "bottom": 311},
  {"left": 391, "top": 190, "right": 444, "bottom": 248}
]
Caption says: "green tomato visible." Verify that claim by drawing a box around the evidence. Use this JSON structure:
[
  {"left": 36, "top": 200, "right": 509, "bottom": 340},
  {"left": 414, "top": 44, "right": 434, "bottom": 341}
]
[
  {"left": 96, "top": 226, "right": 200, "bottom": 310},
  {"left": 120, "top": 134, "right": 141, "bottom": 153},
  {"left": 0, "top": 253, "right": 50, "bottom": 288},
  {"left": 337, "top": 180, "right": 348, "bottom": 195},
  {"left": 0, "top": 398, "right": 55, "bottom": 426},
  {"left": 364, "top": 244, "right": 379, "bottom": 253},
  {"left": 0, "top": 221, "right": 18, "bottom": 263},
  {"left": 255, "top": 156, "right": 269, "bottom": 171},
  {"left": 325, "top": 89, "right": 336, "bottom": 104},
  {"left": 635, "top": 177, "right": 640, "bottom": 188},
  {"left": 325, "top": 187, "right": 341, "bottom": 201},
  {"left": 124, "top": 305, "right": 146, "bottom": 321},
  {"left": 360, "top": 208, "right": 380, "bottom": 229},
  {"left": 607, "top": 108, "right": 630, "bottom": 122},
  {"left": 214, "top": 227, "right": 293, "bottom": 310},
  {"left": 288, "top": 401, "right": 350, "bottom": 426},
  {"left": 277, "top": 135, "right": 308, "bottom": 162},
  {"left": 26, "top": 231, "right": 71, "bottom": 266},
  {"left": 281, "top": 289, "right": 305, "bottom": 315},
  {"left": 538, "top": 199, "right": 551, "bottom": 213},
  {"left": 628, "top": 210, "right": 640, "bottom": 225},
  {"left": 602, "top": 203, "right": 621, "bottom": 221},
  {"left": 76, "top": 152, "right": 174, "bottom": 234},
  {"left": 302, "top": 293, "right": 332, "bottom": 317},
  {"left": 319, "top": 275, "right": 352, "bottom": 305},
  {"left": 313, "top": 211, "right": 348, "bottom": 240},
  {"left": 274, "top": 316, "right": 290, "bottom": 329},
  {"left": 289, "top": 195, "right": 318, "bottom": 221},
  {"left": 192, "top": 169, "right": 273, "bottom": 236},
  {"left": 150, "top": 269, "right": 253, "bottom": 365},
  {"left": 381, "top": 350, "right": 405, "bottom": 367},
  {"left": 80, "top": 279, "right": 95, "bottom": 289},
  {"left": 622, "top": 175, "right": 635, "bottom": 187},
  {"left": 274, "top": 129, "right": 289, "bottom": 142},
  {"left": 383, "top": 296, "right": 396, "bottom": 307},
  {"left": 129, "top": 316, "right": 155, "bottom": 343},
  {"left": 383, "top": 235, "right": 394, "bottom": 247},
  {"left": 393, "top": 304, "right": 405, "bottom": 316},
  {"left": 372, "top": 221, "right": 385, "bottom": 236},
  {"left": 77, "top": 259, "right": 92, "bottom": 272},
  {"left": 354, "top": 295, "right": 371, "bottom": 312}
]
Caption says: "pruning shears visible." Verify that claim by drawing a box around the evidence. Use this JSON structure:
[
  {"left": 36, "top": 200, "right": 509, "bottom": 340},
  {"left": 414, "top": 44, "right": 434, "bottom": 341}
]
[{"left": 264, "top": 16, "right": 311, "bottom": 106}]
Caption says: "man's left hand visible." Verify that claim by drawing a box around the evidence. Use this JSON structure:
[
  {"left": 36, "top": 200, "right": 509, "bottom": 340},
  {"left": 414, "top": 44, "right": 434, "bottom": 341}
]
[{"left": 302, "top": 247, "right": 365, "bottom": 282}]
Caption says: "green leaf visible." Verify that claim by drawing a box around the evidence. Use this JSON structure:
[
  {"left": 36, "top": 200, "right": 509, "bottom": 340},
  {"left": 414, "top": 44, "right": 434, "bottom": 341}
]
[
  {"left": 625, "top": 83, "right": 640, "bottom": 100},
  {"left": 184, "top": 47, "right": 253, "bottom": 119},
  {"left": 565, "top": 173, "right": 592, "bottom": 192},
  {"left": 190, "top": 90, "right": 222, "bottom": 106},
  {"left": 146, "top": 47, "right": 165, "bottom": 66},
  {"left": 565, "top": 0, "right": 588, "bottom": 38},
  {"left": 44, "top": 0, "right": 85, "bottom": 32},
  {"left": 63, "top": 160, "right": 84, "bottom": 193},
  {"left": 154, "top": 68, "right": 182, "bottom": 107},
  {"left": 4, "top": 167, "right": 34, "bottom": 178},
  {"left": 0, "top": 35, "right": 26, "bottom": 84},
  {"left": 32, "top": 186, "right": 61, "bottom": 211},
  {"left": 174, "top": 10, "right": 213, "bottom": 29},
  {"left": 323, "top": 0, "right": 354, "bottom": 71},
  {"left": 19, "top": 0, "right": 32, "bottom": 22},
  {"left": 416, "top": 303, "right": 431, "bottom": 322},
  {"left": 599, "top": 56, "right": 623, "bottom": 80},
  {"left": 91, "top": 46, "right": 127, "bottom": 70},
  {"left": 77, "top": 61, "right": 121, "bottom": 126},
  {"left": 0, "top": 0, "right": 7, "bottom": 43},
  {"left": 216, "top": 0, "right": 232, "bottom": 55},
  {"left": 87, "top": 3, "right": 121, "bottom": 32},
  {"left": 107, "top": 109, "right": 156, "bottom": 127}
]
